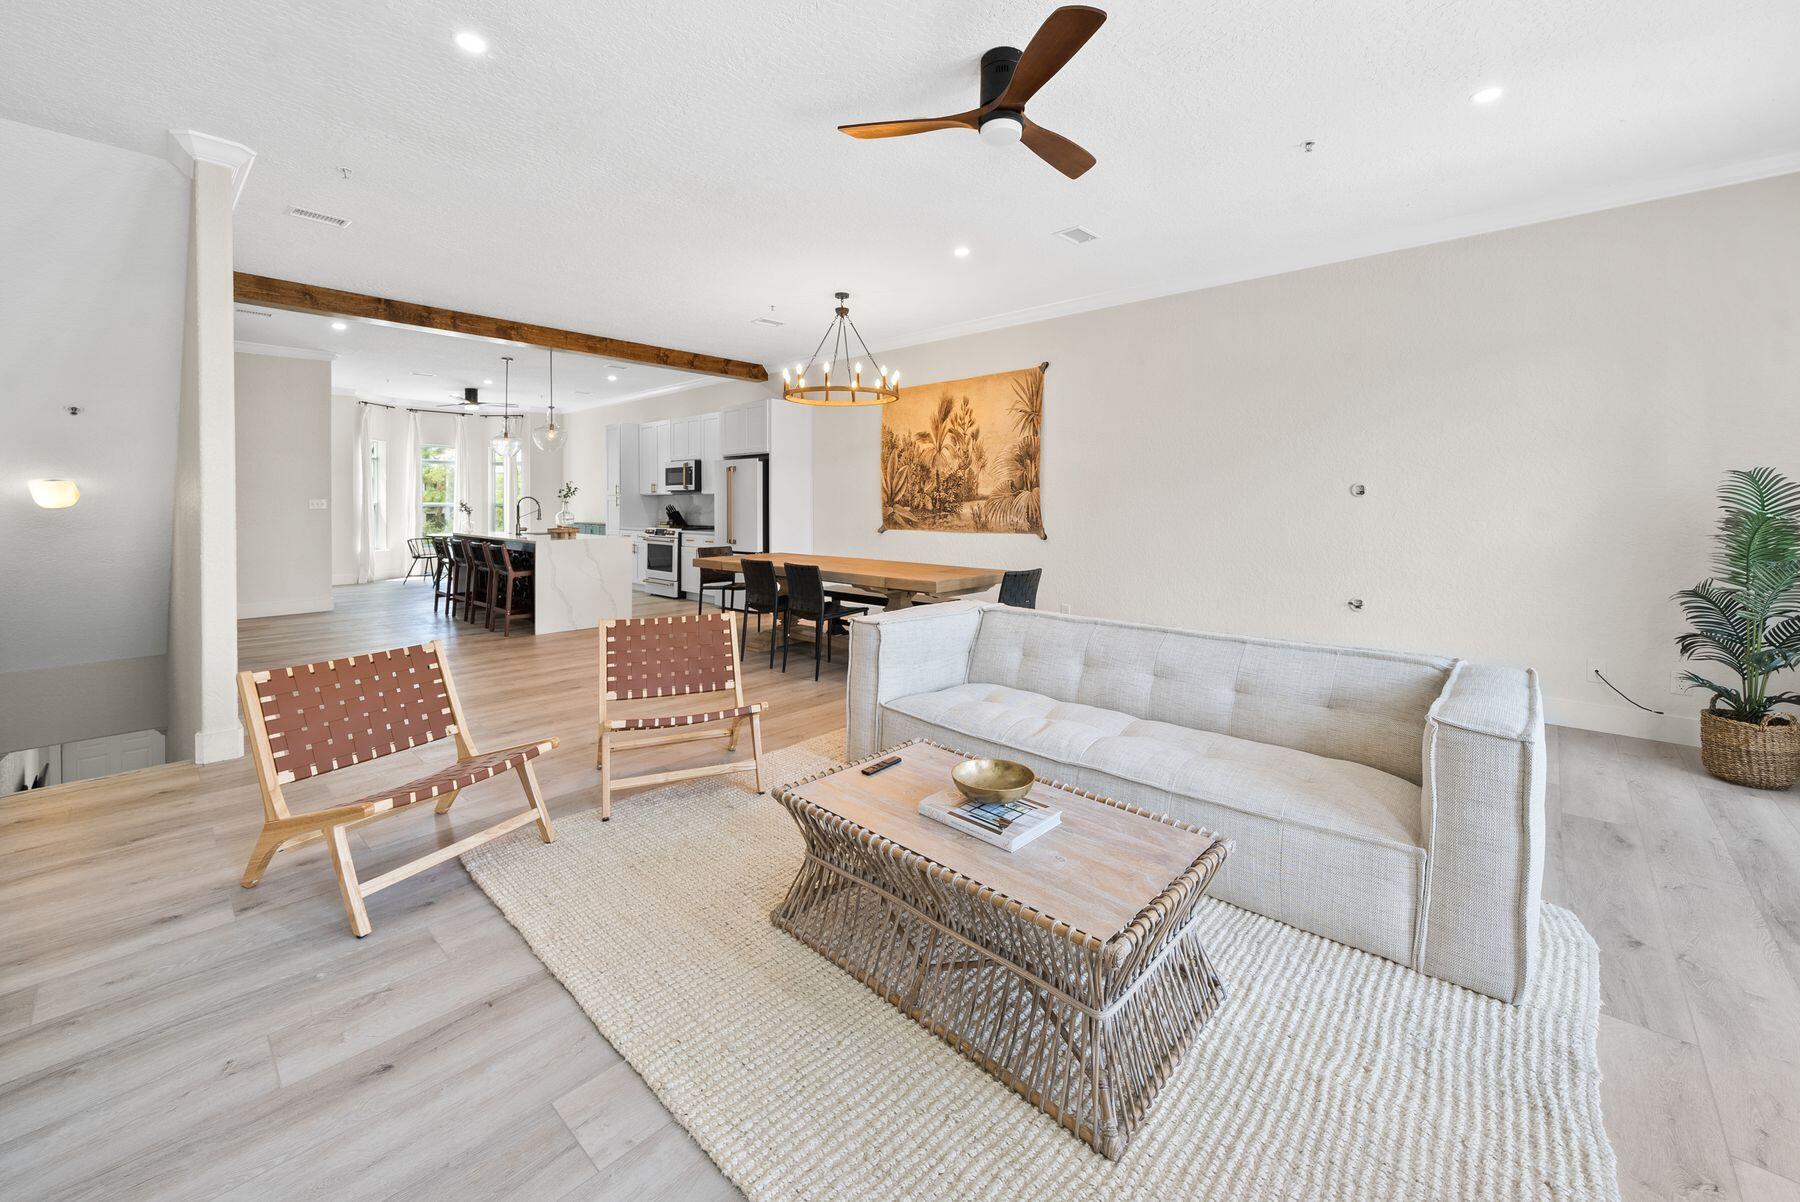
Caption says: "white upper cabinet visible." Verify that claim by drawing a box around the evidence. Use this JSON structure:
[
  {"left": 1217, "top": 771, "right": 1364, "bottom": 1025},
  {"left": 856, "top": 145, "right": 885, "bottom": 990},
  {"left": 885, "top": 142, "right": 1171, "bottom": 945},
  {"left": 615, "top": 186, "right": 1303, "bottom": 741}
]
[
  {"left": 670, "top": 418, "right": 691, "bottom": 460},
  {"left": 606, "top": 422, "right": 640, "bottom": 522},
  {"left": 638, "top": 420, "right": 668, "bottom": 493},
  {"left": 720, "top": 398, "right": 770, "bottom": 456}
]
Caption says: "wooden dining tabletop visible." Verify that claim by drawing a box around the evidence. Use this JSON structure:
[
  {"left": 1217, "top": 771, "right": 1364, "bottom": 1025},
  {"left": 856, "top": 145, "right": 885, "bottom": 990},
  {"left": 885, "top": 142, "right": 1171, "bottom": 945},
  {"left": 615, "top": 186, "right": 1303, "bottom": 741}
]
[{"left": 691, "top": 552, "right": 1004, "bottom": 608}]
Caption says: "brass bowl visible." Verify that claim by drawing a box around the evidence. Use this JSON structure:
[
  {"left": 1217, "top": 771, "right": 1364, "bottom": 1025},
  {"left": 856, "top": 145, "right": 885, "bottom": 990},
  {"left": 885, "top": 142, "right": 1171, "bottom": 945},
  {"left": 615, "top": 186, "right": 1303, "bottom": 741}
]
[{"left": 951, "top": 757, "right": 1036, "bottom": 804}]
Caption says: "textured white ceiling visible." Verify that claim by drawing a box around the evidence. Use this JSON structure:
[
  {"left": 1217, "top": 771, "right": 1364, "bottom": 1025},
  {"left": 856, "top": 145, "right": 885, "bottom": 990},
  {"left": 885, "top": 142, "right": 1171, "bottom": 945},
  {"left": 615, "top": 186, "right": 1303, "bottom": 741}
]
[
  {"left": 9, "top": 0, "right": 1800, "bottom": 366},
  {"left": 233, "top": 307, "right": 713, "bottom": 410}
]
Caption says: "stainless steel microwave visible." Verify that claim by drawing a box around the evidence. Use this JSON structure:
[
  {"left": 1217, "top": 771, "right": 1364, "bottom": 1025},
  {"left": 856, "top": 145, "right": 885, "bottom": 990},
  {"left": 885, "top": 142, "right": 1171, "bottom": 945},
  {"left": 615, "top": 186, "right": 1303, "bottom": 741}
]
[{"left": 663, "top": 459, "right": 701, "bottom": 492}]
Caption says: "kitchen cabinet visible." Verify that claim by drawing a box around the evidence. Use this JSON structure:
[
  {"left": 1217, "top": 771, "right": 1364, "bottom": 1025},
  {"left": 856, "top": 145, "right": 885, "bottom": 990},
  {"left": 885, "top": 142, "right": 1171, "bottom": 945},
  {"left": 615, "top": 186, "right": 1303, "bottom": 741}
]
[
  {"left": 605, "top": 423, "right": 639, "bottom": 529},
  {"left": 720, "top": 398, "right": 769, "bottom": 456},
  {"left": 702, "top": 414, "right": 722, "bottom": 494},
  {"left": 630, "top": 534, "right": 647, "bottom": 585},
  {"left": 638, "top": 420, "right": 668, "bottom": 494}
]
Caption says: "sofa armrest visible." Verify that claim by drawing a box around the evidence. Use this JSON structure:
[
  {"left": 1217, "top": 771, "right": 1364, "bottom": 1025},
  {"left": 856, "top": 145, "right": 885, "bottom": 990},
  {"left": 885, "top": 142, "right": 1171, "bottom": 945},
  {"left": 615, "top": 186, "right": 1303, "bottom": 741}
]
[
  {"left": 1418, "top": 661, "right": 1546, "bottom": 1002},
  {"left": 845, "top": 601, "right": 984, "bottom": 759}
]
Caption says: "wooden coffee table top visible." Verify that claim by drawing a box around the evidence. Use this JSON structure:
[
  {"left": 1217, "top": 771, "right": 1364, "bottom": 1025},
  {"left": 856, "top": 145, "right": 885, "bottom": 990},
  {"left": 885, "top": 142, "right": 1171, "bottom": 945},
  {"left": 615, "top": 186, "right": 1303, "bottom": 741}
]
[{"left": 778, "top": 742, "right": 1222, "bottom": 941}]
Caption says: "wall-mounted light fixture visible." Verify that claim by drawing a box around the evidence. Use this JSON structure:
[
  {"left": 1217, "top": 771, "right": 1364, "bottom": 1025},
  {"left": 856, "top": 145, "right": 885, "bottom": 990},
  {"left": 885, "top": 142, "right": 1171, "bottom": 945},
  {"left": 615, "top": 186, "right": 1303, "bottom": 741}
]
[{"left": 29, "top": 479, "right": 81, "bottom": 509}]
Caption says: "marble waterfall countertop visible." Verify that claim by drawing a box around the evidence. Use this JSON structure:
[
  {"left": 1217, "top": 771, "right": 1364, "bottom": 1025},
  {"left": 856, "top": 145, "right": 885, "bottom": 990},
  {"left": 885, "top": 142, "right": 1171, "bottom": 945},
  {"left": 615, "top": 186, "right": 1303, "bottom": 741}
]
[{"left": 469, "top": 532, "right": 632, "bottom": 634}]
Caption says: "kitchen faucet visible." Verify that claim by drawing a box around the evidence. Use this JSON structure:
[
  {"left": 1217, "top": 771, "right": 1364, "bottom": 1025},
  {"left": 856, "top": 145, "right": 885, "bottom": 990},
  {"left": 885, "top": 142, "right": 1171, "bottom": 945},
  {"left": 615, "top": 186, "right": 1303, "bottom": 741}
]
[{"left": 514, "top": 495, "right": 542, "bottom": 536}]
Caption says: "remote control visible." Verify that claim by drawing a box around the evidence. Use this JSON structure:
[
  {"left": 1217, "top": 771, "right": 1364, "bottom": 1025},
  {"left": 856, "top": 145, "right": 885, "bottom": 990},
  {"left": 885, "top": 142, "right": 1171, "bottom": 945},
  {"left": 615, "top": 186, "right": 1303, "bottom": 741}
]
[{"left": 860, "top": 755, "right": 902, "bottom": 776}]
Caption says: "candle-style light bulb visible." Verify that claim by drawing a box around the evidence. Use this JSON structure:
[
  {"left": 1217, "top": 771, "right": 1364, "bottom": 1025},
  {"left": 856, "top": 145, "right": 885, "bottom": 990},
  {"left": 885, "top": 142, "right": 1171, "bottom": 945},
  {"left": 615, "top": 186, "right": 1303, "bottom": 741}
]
[
  {"left": 891, "top": 369, "right": 901, "bottom": 385},
  {"left": 781, "top": 367, "right": 790, "bottom": 383}
]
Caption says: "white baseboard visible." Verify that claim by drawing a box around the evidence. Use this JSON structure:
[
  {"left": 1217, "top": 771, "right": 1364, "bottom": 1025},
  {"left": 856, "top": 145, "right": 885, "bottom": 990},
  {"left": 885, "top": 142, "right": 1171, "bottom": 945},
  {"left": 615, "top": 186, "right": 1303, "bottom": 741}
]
[
  {"left": 1543, "top": 694, "right": 1701, "bottom": 746},
  {"left": 240, "top": 595, "right": 334, "bottom": 620},
  {"left": 193, "top": 723, "right": 244, "bottom": 765}
]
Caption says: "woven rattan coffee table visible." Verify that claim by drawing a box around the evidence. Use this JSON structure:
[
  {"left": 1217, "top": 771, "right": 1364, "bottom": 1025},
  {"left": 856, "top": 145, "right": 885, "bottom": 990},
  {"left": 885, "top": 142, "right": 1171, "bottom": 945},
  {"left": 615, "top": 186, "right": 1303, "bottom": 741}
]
[{"left": 771, "top": 741, "right": 1231, "bottom": 1159}]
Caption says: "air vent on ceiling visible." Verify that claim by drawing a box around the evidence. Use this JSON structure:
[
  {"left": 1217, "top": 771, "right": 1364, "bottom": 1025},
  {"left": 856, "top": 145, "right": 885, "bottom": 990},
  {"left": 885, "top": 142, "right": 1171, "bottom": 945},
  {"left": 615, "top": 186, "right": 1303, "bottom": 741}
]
[
  {"left": 287, "top": 205, "right": 351, "bottom": 228},
  {"left": 751, "top": 316, "right": 785, "bottom": 328},
  {"left": 411, "top": 371, "right": 436, "bottom": 378},
  {"left": 1052, "top": 225, "right": 1099, "bottom": 245},
  {"left": 235, "top": 306, "right": 274, "bottom": 317},
  {"left": 606, "top": 364, "right": 631, "bottom": 372}
]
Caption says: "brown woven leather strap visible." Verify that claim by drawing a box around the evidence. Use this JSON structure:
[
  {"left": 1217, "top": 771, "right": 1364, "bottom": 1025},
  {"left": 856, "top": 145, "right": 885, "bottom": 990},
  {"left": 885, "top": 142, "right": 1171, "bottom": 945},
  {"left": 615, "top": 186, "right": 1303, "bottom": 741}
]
[
  {"left": 603, "top": 614, "right": 736, "bottom": 700},
  {"left": 251, "top": 644, "right": 455, "bottom": 783},
  {"left": 609, "top": 703, "right": 762, "bottom": 731}
]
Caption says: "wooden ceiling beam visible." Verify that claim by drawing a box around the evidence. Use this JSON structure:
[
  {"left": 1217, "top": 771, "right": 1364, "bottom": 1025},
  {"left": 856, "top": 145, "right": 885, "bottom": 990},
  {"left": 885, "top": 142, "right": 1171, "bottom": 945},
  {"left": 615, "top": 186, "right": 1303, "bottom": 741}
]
[{"left": 233, "top": 274, "right": 768, "bottom": 383}]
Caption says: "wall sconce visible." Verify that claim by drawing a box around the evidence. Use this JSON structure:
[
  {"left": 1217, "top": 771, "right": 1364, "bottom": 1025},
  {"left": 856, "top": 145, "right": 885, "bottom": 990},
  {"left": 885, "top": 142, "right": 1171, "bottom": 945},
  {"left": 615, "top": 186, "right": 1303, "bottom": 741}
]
[{"left": 29, "top": 479, "right": 81, "bottom": 509}]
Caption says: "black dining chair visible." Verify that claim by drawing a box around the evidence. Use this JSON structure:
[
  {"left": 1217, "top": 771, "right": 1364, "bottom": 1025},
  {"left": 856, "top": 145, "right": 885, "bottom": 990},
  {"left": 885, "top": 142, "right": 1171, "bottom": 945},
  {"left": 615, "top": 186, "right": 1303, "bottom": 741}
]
[
  {"left": 999, "top": 568, "right": 1042, "bottom": 609},
  {"left": 402, "top": 537, "right": 439, "bottom": 585},
  {"left": 780, "top": 563, "right": 869, "bottom": 680},
  {"left": 739, "top": 558, "right": 787, "bottom": 668},
  {"left": 694, "top": 545, "right": 742, "bottom": 615}
]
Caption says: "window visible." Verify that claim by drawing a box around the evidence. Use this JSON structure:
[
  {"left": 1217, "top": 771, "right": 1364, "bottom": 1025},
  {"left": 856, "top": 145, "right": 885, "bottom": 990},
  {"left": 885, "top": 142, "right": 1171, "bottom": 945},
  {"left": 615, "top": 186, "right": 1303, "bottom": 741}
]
[
  {"left": 367, "top": 440, "right": 388, "bottom": 551},
  {"left": 420, "top": 444, "right": 455, "bottom": 535},
  {"left": 490, "top": 439, "right": 524, "bottom": 533}
]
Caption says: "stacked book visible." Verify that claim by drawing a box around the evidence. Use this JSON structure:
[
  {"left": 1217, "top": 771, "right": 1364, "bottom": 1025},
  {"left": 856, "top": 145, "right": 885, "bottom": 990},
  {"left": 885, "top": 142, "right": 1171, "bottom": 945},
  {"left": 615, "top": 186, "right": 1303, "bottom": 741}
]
[{"left": 919, "top": 791, "right": 1062, "bottom": 852}]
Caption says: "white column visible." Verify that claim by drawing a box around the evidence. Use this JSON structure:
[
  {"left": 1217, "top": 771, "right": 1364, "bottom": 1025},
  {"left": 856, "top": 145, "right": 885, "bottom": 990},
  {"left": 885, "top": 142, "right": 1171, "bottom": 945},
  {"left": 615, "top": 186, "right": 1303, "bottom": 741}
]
[{"left": 166, "top": 132, "right": 254, "bottom": 764}]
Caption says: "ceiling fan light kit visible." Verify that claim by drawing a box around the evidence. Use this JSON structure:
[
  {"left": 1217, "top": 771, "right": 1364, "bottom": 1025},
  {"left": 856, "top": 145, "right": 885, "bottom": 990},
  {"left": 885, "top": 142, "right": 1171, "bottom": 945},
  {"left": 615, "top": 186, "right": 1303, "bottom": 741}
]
[{"left": 837, "top": 5, "right": 1105, "bottom": 179}]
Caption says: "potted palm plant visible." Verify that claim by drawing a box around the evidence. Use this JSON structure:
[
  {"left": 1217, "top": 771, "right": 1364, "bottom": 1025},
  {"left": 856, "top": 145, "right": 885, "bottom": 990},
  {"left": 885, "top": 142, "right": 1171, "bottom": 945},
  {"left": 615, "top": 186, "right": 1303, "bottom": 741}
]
[{"left": 1674, "top": 467, "right": 1800, "bottom": 788}]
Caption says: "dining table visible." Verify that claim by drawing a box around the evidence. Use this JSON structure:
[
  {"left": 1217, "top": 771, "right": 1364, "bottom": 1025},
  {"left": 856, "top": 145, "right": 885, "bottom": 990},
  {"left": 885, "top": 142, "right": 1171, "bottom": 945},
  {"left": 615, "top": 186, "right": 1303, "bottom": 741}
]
[{"left": 691, "top": 552, "right": 1005, "bottom": 609}]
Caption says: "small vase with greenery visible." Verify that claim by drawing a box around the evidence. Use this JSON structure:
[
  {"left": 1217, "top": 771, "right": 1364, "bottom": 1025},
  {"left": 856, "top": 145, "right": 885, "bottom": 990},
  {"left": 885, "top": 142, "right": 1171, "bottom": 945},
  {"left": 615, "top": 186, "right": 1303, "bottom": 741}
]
[
  {"left": 555, "top": 482, "right": 578, "bottom": 526},
  {"left": 457, "top": 500, "right": 474, "bottom": 533},
  {"left": 1673, "top": 466, "right": 1800, "bottom": 788}
]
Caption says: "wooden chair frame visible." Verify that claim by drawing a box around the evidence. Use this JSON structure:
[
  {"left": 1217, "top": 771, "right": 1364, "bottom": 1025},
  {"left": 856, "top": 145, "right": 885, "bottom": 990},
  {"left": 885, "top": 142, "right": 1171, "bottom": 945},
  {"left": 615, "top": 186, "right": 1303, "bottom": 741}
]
[
  {"left": 596, "top": 613, "right": 766, "bottom": 821},
  {"left": 236, "top": 639, "right": 557, "bottom": 937}
]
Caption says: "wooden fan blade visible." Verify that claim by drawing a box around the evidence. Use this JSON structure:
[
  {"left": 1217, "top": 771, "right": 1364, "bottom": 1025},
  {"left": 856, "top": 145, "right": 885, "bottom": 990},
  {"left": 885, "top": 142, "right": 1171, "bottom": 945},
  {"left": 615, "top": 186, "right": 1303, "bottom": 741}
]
[
  {"left": 997, "top": 6, "right": 1107, "bottom": 110},
  {"left": 838, "top": 111, "right": 980, "bottom": 139},
  {"left": 1020, "top": 118, "right": 1096, "bottom": 179}
]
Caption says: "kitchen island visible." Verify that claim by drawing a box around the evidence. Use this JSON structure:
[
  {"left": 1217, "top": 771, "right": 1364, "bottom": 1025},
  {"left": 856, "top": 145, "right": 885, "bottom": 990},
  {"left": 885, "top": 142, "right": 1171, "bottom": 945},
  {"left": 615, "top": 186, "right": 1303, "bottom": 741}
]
[{"left": 463, "top": 533, "right": 633, "bottom": 634}]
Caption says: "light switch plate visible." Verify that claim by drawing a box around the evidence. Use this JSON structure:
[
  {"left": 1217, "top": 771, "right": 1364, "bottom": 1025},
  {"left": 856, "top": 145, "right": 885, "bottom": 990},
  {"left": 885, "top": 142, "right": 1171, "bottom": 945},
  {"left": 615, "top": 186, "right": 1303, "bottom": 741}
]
[{"left": 308, "top": 499, "right": 328, "bottom": 510}]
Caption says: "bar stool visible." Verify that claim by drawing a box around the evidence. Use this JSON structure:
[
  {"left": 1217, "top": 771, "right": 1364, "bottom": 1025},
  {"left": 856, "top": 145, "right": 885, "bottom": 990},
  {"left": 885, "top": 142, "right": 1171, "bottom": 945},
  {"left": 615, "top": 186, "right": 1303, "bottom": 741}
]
[
  {"left": 444, "top": 537, "right": 471, "bottom": 618},
  {"left": 431, "top": 536, "right": 455, "bottom": 615},
  {"left": 488, "top": 544, "right": 535, "bottom": 636},
  {"left": 465, "top": 540, "right": 494, "bottom": 627}
]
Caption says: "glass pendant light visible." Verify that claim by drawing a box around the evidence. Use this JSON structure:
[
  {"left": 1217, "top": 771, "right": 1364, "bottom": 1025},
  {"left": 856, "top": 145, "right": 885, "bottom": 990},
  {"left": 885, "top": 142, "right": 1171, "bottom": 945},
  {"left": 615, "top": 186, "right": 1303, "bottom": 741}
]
[
  {"left": 490, "top": 356, "right": 520, "bottom": 454},
  {"left": 530, "top": 348, "right": 564, "bottom": 451}
]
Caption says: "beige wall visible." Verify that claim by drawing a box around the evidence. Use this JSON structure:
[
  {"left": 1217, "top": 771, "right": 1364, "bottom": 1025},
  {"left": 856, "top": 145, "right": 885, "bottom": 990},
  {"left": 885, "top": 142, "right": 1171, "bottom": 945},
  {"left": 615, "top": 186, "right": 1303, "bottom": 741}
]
[
  {"left": 236, "top": 352, "right": 332, "bottom": 617},
  {"left": 0, "top": 119, "right": 186, "bottom": 756},
  {"left": 811, "top": 172, "right": 1800, "bottom": 745}
]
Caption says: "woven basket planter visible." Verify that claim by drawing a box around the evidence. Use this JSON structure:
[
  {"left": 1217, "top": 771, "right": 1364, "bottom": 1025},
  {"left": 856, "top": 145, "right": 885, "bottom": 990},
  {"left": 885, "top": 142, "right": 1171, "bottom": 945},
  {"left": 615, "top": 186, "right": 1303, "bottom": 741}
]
[{"left": 1699, "top": 708, "right": 1800, "bottom": 790}]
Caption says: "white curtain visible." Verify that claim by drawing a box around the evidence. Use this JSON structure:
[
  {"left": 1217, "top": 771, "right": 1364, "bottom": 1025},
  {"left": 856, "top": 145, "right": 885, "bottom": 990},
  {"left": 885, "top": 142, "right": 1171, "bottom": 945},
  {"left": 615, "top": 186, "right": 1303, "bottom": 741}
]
[
  {"left": 453, "top": 414, "right": 482, "bottom": 533},
  {"left": 401, "top": 411, "right": 423, "bottom": 555},
  {"left": 352, "top": 402, "right": 375, "bottom": 584}
]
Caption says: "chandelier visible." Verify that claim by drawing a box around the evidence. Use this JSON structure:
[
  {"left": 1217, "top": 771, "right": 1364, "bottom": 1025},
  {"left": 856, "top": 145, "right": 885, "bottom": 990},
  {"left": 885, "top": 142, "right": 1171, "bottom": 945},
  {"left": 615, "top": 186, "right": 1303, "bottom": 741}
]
[{"left": 781, "top": 292, "right": 900, "bottom": 406}]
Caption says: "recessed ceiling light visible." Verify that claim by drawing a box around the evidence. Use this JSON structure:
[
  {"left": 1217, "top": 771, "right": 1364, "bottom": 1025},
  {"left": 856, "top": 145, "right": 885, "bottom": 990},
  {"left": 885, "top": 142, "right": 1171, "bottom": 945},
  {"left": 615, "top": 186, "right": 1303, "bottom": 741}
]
[
  {"left": 483, "top": 378, "right": 493, "bottom": 385},
  {"left": 1470, "top": 85, "right": 1504, "bottom": 105},
  {"left": 606, "top": 374, "right": 618, "bottom": 382},
  {"left": 454, "top": 31, "right": 489, "bottom": 55},
  {"left": 330, "top": 320, "right": 348, "bottom": 331},
  {"left": 953, "top": 246, "right": 971, "bottom": 258}
]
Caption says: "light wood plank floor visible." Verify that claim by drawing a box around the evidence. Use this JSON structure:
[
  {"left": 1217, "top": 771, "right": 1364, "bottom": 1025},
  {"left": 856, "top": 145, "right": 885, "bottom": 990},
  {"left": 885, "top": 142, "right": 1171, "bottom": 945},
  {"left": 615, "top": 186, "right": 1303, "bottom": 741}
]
[{"left": 1, "top": 579, "right": 1796, "bottom": 1200}]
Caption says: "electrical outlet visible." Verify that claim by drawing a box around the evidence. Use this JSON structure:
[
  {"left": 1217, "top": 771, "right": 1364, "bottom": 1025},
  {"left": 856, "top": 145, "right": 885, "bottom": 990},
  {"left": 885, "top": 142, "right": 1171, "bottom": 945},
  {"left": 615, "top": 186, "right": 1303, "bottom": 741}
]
[
  {"left": 1585, "top": 658, "right": 1607, "bottom": 685},
  {"left": 308, "top": 499, "right": 328, "bottom": 510},
  {"left": 1059, "top": 603, "right": 1071, "bottom": 614}
]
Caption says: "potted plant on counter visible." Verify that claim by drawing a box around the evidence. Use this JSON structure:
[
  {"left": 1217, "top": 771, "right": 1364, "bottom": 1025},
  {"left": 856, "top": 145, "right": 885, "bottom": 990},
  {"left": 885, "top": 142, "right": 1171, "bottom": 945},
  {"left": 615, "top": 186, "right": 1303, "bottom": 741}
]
[
  {"left": 1674, "top": 466, "right": 1800, "bottom": 789},
  {"left": 556, "top": 481, "right": 578, "bottom": 526}
]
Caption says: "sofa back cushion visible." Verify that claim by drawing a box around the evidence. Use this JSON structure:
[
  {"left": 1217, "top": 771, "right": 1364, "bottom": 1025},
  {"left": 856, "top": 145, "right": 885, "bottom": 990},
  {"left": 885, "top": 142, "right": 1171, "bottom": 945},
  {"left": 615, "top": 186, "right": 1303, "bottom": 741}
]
[{"left": 966, "top": 608, "right": 1451, "bottom": 784}]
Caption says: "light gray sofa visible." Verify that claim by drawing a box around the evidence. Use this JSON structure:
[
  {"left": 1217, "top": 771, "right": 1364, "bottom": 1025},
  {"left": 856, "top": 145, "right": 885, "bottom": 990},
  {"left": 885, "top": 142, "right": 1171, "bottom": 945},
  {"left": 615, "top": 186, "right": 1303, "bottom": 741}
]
[{"left": 846, "top": 602, "right": 1545, "bottom": 1003}]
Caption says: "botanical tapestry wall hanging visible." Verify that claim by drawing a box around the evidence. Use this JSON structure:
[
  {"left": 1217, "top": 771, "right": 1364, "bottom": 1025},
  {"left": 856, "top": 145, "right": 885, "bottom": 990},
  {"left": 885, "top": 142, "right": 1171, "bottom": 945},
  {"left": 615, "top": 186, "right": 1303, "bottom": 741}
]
[{"left": 878, "top": 363, "right": 1046, "bottom": 538}]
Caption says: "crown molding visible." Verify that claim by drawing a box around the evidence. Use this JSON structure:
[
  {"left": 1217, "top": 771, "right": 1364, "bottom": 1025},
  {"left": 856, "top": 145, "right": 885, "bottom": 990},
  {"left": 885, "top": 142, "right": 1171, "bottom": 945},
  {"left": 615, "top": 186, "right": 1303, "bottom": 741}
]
[
  {"left": 234, "top": 340, "right": 336, "bottom": 361},
  {"left": 878, "top": 150, "right": 1800, "bottom": 355},
  {"left": 166, "top": 129, "right": 257, "bottom": 208}
]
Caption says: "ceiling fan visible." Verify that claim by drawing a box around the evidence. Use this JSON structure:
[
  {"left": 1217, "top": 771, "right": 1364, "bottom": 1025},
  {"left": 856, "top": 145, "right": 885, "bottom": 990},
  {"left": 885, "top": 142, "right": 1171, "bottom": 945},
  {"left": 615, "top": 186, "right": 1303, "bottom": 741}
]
[{"left": 838, "top": 5, "right": 1107, "bottom": 179}]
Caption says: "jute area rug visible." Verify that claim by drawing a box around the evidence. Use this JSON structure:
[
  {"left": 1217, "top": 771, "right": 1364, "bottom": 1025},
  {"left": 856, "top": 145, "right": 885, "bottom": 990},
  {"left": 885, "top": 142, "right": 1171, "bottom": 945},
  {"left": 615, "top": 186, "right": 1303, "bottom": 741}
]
[{"left": 463, "top": 735, "right": 1618, "bottom": 1201}]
